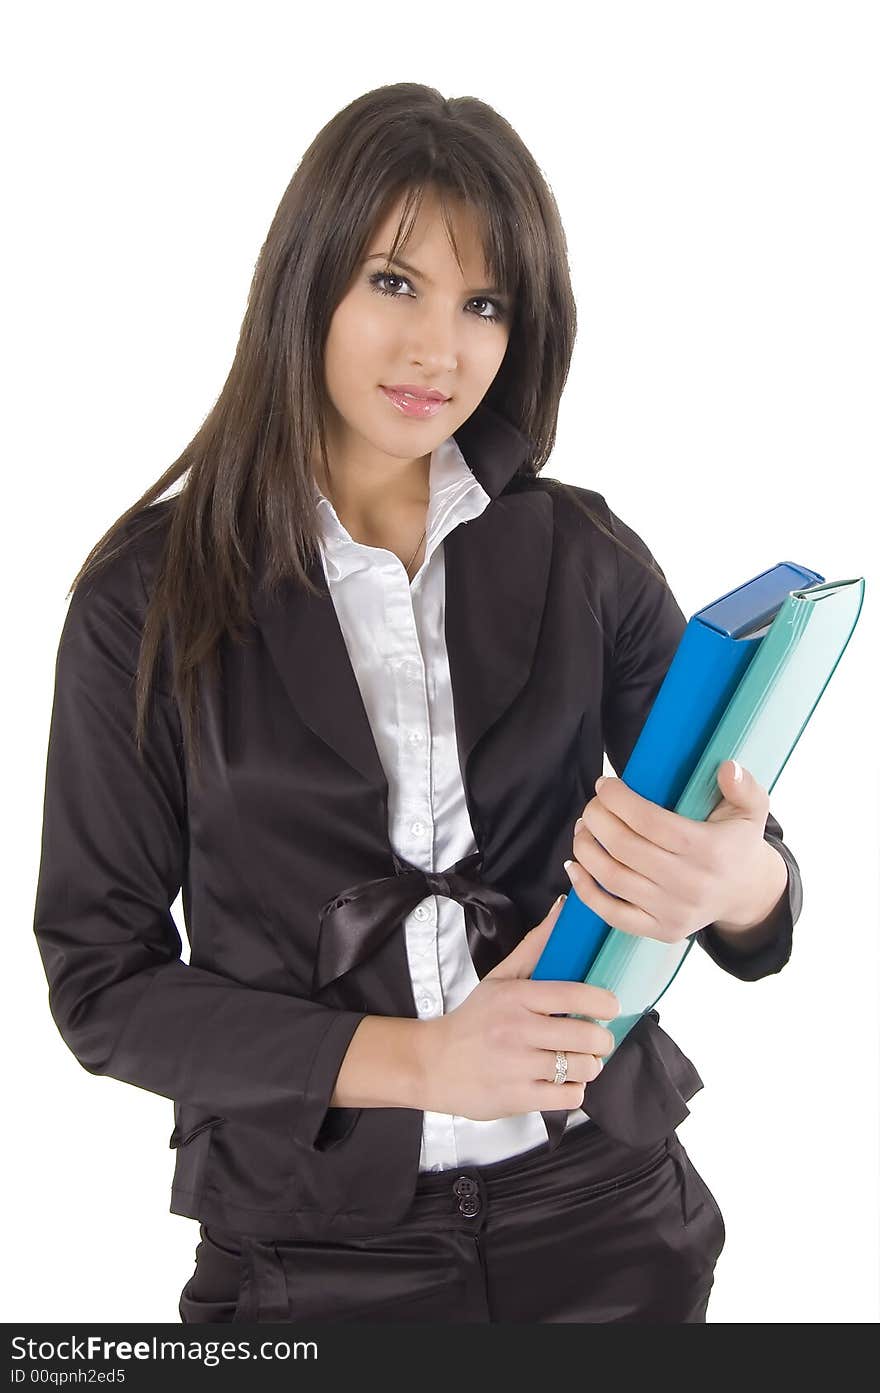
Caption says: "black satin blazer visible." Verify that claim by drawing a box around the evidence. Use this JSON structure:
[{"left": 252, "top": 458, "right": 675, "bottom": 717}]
[{"left": 33, "top": 401, "right": 802, "bottom": 1241}]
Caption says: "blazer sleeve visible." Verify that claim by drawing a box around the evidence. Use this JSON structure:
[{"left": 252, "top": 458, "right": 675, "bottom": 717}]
[
  {"left": 32, "top": 518, "right": 366, "bottom": 1148},
  {"left": 599, "top": 502, "right": 803, "bottom": 982}
]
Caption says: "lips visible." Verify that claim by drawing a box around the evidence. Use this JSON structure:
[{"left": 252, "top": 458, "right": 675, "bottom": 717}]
[
  {"left": 382, "top": 385, "right": 450, "bottom": 402},
  {"left": 380, "top": 386, "right": 450, "bottom": 420}
]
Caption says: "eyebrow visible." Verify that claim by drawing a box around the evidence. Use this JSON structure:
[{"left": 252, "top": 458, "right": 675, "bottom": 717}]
[{"left": 365, "top": 252, "right": 505, "bottom": 298}]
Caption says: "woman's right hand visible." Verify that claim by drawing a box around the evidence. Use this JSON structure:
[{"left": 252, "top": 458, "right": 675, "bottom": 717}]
[{"left": 419, "top": 895, "right": 620, "bottom": 1121}]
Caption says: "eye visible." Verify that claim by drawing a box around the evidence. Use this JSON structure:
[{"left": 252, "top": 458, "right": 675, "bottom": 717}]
[
  {"left": 468, "top": 295, "right": 504, "bottom": 324},
  {"left": 367, "top": 271, "right": 505, "bottom": 324},
  {"left": 369, "top": 270, "right": 411, "bottom": 298}
]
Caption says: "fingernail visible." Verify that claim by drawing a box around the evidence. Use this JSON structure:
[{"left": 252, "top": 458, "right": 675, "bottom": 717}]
[
  {"left": 563, "top": 859, "right": 576, "bottom": 882},
  {"left": 595, "top": 776, "right": 608, "bottom": 791},
  {"left": 732, "top": 759, "right": 743, "bottom": 782},
  {"left": 553, "top": 894, "right": 566, "bottom": 910},
  {"left": 574, "top": 818, "right": 584, "bottom": 834}
]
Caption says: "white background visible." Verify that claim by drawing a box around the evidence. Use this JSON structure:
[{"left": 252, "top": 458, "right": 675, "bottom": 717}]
[{"left": 5, "top": 0, "right": 878, "bottom": 1324}]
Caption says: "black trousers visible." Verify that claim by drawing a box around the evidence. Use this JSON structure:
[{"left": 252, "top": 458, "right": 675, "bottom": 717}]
[{"left": 178, "top": 1120, "right": 726, "bottom": 1324}]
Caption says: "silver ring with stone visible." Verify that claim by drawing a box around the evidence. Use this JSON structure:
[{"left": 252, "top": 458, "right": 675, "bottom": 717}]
[{"left": 553, "top": 1050, "right": 568, "bottom": 1085}]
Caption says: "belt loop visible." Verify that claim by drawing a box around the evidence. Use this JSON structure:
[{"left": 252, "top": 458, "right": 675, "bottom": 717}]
[{"left": 235, "top": 1237, "right": 289, "bottom": 1323}]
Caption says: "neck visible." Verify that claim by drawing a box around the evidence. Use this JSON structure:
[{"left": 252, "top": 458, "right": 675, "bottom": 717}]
[
  {"left": 311, "top": 441, "right": 431, "bottom": 569},
  {"left": 315, "top": 456, "right": 430, "bottom": 523},
  {"left": 312, "top": 423, "right": 431, "bottom": 535}
]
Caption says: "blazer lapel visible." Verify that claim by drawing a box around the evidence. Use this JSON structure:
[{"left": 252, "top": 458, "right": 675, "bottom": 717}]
[
  {"left": 443, "top": 485, "right": 553, "bottom": 791},
  {"left": 251, "top": 549, "right": 389, "bottom": 797}
]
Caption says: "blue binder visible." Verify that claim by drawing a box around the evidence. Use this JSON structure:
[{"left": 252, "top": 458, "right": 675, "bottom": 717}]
[{"left": 531, "top": 561, "right": 825, "bottom": 986}]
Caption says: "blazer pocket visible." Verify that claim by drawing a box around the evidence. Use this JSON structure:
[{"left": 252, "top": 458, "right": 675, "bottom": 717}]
[
  {"left": 313, "top": 1105, "right": 362, "bottom": 1152},
  {"left": 169, "top": 1110, "right": 226, "bottom": 1204},
  {"left": 169, "top": 1114, "right": 226, "bottom": 1150}
]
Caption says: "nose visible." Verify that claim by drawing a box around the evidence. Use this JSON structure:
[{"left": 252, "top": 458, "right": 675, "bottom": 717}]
[{"left": 406, "top": 306, "right": 460, "bottom": 370}]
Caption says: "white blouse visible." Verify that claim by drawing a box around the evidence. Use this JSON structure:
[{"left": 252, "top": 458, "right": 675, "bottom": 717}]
[{"left": 312, "top": 435, "right": 591, "bottom": 1171}]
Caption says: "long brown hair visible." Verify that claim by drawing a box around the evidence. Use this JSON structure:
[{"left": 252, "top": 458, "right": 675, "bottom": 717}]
[{"left": 68, "top": 82, "right": 668, "bottom": 778}]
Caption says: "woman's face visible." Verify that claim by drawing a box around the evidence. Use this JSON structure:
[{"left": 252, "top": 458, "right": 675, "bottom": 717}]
[{"left": 321, "top": 190, "right": 513, "bottom": 474}]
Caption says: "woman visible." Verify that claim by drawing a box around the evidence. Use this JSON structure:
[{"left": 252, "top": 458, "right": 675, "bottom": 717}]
[{"left": 33, "top": 83, "right": 801, "bottom": 1324}]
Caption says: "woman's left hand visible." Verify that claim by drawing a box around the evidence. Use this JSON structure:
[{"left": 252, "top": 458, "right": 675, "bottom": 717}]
[{"left": 564, "top": 760, "right": 773, "bottom": 944}]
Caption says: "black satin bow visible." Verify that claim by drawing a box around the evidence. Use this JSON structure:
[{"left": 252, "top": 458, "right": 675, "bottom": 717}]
[{"left": 315, "top": 848, "right": 571, "bottom": 1152}]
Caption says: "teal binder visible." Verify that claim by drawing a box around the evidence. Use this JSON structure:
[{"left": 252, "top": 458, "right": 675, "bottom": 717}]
[
  {"left": 590, "top": 573, "right": 864, "bottom": 1047},
  {"left": 539, "top": 567, "right": 865, "bottom": 1050}
]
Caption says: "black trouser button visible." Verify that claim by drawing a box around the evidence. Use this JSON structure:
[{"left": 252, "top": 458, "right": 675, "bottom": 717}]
[
  {"left": 452, "top": 1176, "right": 478, "bottom": 1198},
  {"left": 452, "top": 1175, "right": 481, "bottom": 1218}
]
